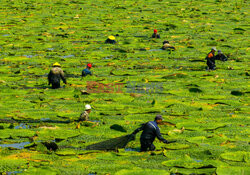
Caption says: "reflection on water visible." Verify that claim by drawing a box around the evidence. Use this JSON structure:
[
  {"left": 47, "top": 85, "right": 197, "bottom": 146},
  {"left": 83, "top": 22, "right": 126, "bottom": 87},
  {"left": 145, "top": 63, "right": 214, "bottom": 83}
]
[
  {"left": 6, "top": 171, "right": 23, "bottom": 175},
  {"left": 0, "top": 142, "right": 31, "bottom": 149},
  {"left": 14, "top": 123, "right": 30, "bottom": 129},
  {"left": 125, "top": 148, "right": 140, "bottom": 152}
]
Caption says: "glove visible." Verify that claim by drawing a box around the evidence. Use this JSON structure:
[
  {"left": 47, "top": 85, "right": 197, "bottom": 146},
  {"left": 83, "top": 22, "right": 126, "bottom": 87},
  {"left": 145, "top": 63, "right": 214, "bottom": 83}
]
[{"left": 163, "top": 140, "right": 168, "bottom": 144}]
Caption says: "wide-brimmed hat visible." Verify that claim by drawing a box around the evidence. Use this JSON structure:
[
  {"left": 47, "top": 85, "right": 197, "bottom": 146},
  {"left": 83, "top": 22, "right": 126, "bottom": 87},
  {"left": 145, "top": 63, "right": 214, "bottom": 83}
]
[
  {"left": 108, "top": 36, "right": 116, "bottom": 40},
  {"left": 53, "top": 62, "right": 61, "bottom": 67}
]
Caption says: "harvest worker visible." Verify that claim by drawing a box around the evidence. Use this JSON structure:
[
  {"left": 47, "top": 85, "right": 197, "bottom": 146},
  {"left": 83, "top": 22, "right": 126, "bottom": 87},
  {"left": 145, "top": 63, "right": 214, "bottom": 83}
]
[
  {"left": 131, "top": 115, "right": 168, "bottom": 152},
  {"left": 215, "top": 50, "right": 227, "bottom": 61},
  {"left": 162, "top": 40, "right": 175, "bottom": 50},
  {"left": 48, "top": 62, "right": 67, "bottom": 89},
  {"left": 206, "top": 47, "right": 216, "bottom": 70},
  {"left": 79, "top": 104, "right": 91, "bottom": 121},
  {"left": 105, "top": 35, "right": 116, "bottom": 44},
  {"left": 152, "top": 29, "right": 160, "bottom": 38},
  {"left": 82, "top": 63, "right": 92, "bottom": 77}
]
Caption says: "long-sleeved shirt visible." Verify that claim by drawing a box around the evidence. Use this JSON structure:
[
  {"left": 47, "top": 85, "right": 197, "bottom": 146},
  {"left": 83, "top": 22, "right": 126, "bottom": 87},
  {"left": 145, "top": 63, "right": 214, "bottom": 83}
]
[
  {"left": 48, "top": 67, "right": 66, "bottom": 84},
  {"left": 162, "top": 43, "right": 175, "bottom": 50},
  {"left": 206, "top": 51, "right": 215, "bottom": 64},
  {"left": 79, "top": 111, "right": 89, "bottom": 121},
  {"left": 105, "top": 39, "right": 116, "bottom": 44},
  {"left": 133, "top": 121, "right": 167, "bottom": 142},
  {"left": 215, "top": 54, "right": 227, "bottom": 61},
  {"left": 82, "top": 68, "right": 92, "bottom": 77},
  {"left": 152, "top": 33, "right": 160, "bottom": 38}
]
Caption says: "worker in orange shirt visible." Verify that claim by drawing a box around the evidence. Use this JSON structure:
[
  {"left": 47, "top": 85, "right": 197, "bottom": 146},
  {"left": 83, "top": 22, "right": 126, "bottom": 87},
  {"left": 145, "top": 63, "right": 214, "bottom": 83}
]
[{"left": 206, "top": 47, "right": 216, "bottom": 70}]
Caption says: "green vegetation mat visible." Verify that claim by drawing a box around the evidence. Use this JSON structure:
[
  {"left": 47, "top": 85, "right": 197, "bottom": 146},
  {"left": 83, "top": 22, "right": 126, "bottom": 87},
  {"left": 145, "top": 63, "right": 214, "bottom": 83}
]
[{"left": 0, "top": 0, "right": 249, "bottom": 174}]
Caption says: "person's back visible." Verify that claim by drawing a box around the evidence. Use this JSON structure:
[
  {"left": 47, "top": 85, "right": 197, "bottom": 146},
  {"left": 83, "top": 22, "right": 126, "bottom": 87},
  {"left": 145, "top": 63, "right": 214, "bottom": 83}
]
[
  {"left": 140, "top": 121, "right": 159, "bottom": 141},
  {"left": 82, "top": 68, "right": 92, "bottom": 77},
  {"left": 152, "top": 33, "right": 160, "bottom": 38},
  {"left": 82, "top": 63, "right": 92, "bottom": 77},
  {"left": 105, "top": 36, "right": 116, "bottom": 44},
  {"left": 215, "top": 50, "right": 227, "bottom": 61},
  {"left": 206, "top": 48, "right": 216, "bottom": 70},
  {"left": 132, "top": 115, "right": 168, "bottom": 151},
  {"left": 48, "top": 63, "right": 66, "bottom": 89},
  {"left": 162, "top": 41, "right": 175, "bottom": 50}
]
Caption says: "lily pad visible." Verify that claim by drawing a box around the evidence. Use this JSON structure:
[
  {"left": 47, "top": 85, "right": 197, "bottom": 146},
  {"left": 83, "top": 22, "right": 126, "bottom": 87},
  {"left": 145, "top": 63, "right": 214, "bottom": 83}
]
[
  {"left": 0, "top": 158, "right": 28, "bottom": 173},
  {"left": 110, "top": 124, "right": 127, "bottom": 132},
  {"left": 163, "top": 143, "right": 190, "bottom": 150},
  {"left": 216, "top": 166, "right": 250, "bottom": 175},
  {"left": 220, "top": 151, "right": 249, "bottom": 162},
  {"left": 115, "top": 168, "right": 169, "bottom": 175},
  {"left": 170, "top": 167, "right": 216, "bottom": 175},
  {"left": 56, "top": 149, "right": 76, "bottom": 156}
]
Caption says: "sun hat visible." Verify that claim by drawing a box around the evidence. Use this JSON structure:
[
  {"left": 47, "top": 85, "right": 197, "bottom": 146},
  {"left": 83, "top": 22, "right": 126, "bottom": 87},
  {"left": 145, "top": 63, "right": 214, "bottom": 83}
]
[
  {"left": 53, "top": 62, "right": 61, "bottom": 67},
  {"left": 211, "top": 47, "right": 217, "bottom": 51},
  {"left": 108, "top": 36, "right": 115, "bottom": 40},
  {"left": 85, "top": 104, "right": 91, "bottom": 110}
]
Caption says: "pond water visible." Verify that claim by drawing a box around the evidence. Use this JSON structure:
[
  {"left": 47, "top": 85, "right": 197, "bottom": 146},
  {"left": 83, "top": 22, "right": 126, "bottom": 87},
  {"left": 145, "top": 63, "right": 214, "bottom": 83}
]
[
  {"left": 6, "top": 171, "right": 23, "bottom": 175},
  {"left": 61, "top": 55, "right": 75, "bottom": 58},
  {"left": 14, "top": 123, "right": 30, "bottom": 129},
  {"left": 148, "top": 49, "right": 163, "bottom": 52},
  {"left": 125, "top": 148, "right": 140, "bottom": 152},
  {"left": 23, "top": 55, "right": 35, "bottom": 58},
  {"left": 193, "top": 159, "right": 203, "bottom": 163},
  {"left": 0, "top": 142, "right": 31, "bottom": 149}
]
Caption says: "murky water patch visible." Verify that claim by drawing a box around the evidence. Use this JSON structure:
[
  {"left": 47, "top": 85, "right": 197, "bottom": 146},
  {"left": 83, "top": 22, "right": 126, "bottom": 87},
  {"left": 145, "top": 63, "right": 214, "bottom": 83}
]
[
  {"left": 124, "top": 148, "right": 140, "bottom": 152},
  {"left": 193, "top": 159, "right": 203, "bottom": 163},
  {"left": 61, "top": 55, "right": 75, "bottom": 58},
  {"left": 0, "top": 142, "right": 31, "bottom": 149},
  {"left": 22, "top": 55, "right": 36, "bottom": 58},
  {"left": 6, "top": 171, "right": 23, "bottom": 175},
  {"left": 14, "top": 123, "right": 30, "bottom": 129},
  {"left": 148, "top": 49, "right": 163, "bottom": 52}
]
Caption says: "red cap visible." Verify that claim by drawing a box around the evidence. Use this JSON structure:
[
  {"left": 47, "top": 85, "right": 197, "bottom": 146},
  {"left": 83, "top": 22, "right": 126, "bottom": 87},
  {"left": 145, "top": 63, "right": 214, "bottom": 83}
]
[
  {"left": 154, "top": 29, "right": 157, "bottom": 33},
  {"left": 87, "top": 63, "right": 92, "bottom": 68}
]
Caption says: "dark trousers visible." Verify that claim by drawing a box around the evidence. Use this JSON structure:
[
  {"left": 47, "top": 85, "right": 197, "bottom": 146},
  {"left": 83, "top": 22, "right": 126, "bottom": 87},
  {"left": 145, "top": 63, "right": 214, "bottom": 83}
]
[
  {"left": 140, "top": 138, "right": 155, "bottom": 152},
  {"left": 52, "top": 82, "right": 60, "bottom": 89},
  {"left": 207, "top": 61, "right": 215, "bottom": 70}
]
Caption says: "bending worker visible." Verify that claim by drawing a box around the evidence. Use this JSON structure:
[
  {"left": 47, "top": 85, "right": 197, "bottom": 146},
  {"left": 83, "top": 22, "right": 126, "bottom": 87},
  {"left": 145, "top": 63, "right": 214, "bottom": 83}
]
[
  {"left": 82, "top": 63, "right": 92, "bottom": 77},
  {"left": 162, "top": 41, "right": 175, "bottom": 50},
  {"left": 215, "top": 50, "right": 227, "bottom": 61},
  {"left": 131, "top": 115, "right": 168, "bottom": 152},
  {"left": 152, "top": 29, "right": 160, "bottom": 38},
  {"left": 105, "top": 35, "right": 116, "bottom": 44},
  {"left": 79, "top": 104, "right": 91, "bottom": 121},
  {"left": 206, "top": 47, "right": 216, "bottom": 70},
  {"left": 48, "top": 62, "right": 67, "bottom": 89}
]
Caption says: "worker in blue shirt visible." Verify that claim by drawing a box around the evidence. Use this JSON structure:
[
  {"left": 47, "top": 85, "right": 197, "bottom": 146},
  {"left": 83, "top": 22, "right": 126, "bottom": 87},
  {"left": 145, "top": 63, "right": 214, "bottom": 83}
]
[
  {"left": 82, "top": 63, "right": 92, "bottom": 77},
  {"left": 131, "top": 115, "right": 168, "bottom": 152}
]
